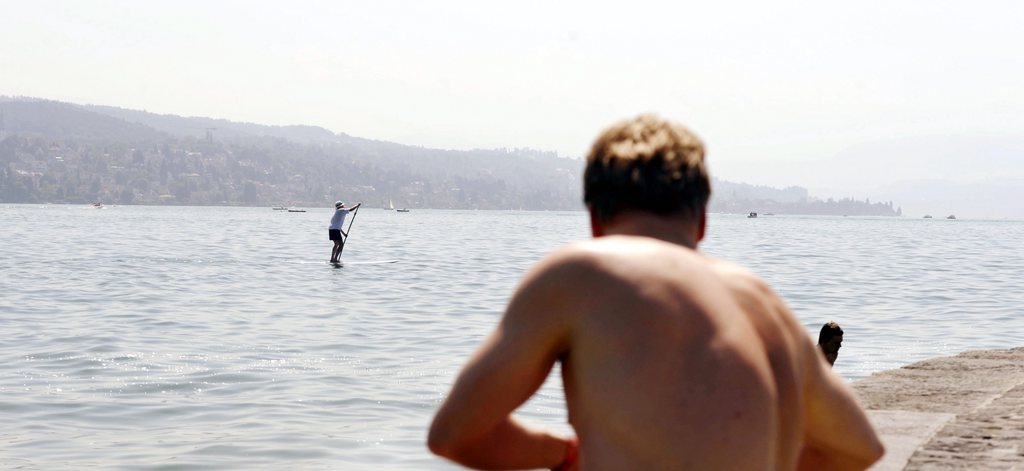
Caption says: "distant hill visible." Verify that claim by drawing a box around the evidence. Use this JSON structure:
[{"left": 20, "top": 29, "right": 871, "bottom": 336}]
[
  {"left": 83, "top": 104, "right": 339, "bottom": 144},
  {"left": 0, "top": 98, "right": 581, "bottom": 209},
  {"left": 0, "top": 99, "right": 166, "bottom": 143},
  {"left": 0, "top": 97, "right": 899, "bottom": 216}
]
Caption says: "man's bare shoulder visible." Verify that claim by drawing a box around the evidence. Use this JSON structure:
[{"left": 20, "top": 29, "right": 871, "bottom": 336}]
[
  {"left": 535, "top": 236, "right": 645, "bottom": 268},
  {"left": 521, "top": 239, "right": 628, "bottom": 289},
  {"left": 704, "top": 256, "right": 774, "bottom": 295},
  {"left": 513, "top": 239, "right": 618, "bottom": 287},
  {"left": 527, "top": 240, "right": 605, "bottom": 278},
  {"left": 539, "top": 242, "right": 776, "bottom": 304},
  {"left": 518, "top": 237, "right": 697, "bottom": 301},
  {"left": 499, "top": 241, "right": 633, "bottom": 334},
  {"left": 536, "top": 236, "right": 701, "bottom": 277},
  {"left": 703, "top": 256, "right": 808, "bottom": 335}
]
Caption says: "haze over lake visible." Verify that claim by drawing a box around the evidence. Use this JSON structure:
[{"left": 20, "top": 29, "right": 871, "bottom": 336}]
[{"left": 3, "top": 1, "right": 1023, "bottom": 218}]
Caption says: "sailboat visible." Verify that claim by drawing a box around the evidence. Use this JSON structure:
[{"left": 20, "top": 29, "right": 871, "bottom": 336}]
[{"left": 387, "top": 198, "right": 395, "bottom": 210}]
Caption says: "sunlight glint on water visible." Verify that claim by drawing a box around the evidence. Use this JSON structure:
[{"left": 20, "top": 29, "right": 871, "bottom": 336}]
[{"left": 2, "top": 205, "right": 1021, "bottom": 469}]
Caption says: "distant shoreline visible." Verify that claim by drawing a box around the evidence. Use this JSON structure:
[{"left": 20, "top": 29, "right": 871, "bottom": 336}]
[{"left": 5, "top": 203, "right": 1022, "bottom": 221}]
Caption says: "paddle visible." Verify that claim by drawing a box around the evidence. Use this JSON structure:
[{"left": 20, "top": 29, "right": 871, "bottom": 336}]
[{"left": 339, "top": 205, "right": 360, "bottom": 258}]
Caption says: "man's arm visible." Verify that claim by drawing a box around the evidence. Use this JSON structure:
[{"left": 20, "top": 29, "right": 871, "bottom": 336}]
[
  {"left": 428, "top": 252, "right": 583, "bottom": 470},
  {"left": 720, "top": 265, "right": 882, "bottom": 469},
  {"left": 341, "top": 205, "right": 361, "bottom": 236},
  {"left": 798, "top": 334, "right": 884, "bottom": 470}
]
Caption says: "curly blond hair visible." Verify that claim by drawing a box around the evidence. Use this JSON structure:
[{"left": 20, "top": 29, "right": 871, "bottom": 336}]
[{"left": 584, "top": 114, "right": 711, "bottom": 223}]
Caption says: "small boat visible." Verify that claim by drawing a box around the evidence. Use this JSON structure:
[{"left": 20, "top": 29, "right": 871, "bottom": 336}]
[
  {"left": 923, "top": 215, "right": 933, "bottom": 219},
  {"left": 747, "top": 212, "right": 757, "bottom": 218},
  {"left": 396, "top": 208, "right": 410, "bottom": 213},
  {"left": 92, "top": 202, "right": 103, "bottom": 209},
  {"left": 272, "top": 206, "right": 287, "bottom": 210},
  {"left": 946, "top": 215, "right": 956, "bottom": 220},
  {"left": 287, "top": 208, "right": 307, "bottom": 213},
  {"left": 387, "top": 199, "right": 395, "bottom": 211}
]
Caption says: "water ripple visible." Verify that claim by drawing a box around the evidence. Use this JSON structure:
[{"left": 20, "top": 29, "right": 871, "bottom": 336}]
[{"left": 2, "top": 207, "right": 1022, "bottom": 469}]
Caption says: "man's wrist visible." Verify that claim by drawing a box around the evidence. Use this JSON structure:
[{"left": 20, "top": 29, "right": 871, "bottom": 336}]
[{"left": 551, "top": 436, "right": 578, "bottom": 471}]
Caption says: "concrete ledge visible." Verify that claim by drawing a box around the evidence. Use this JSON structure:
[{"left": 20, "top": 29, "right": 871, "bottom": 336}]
[
  {"left": 866, "top": 410, "right": 954, "bottom": 471},
  {"left": 854, "top": 347, "right": 1024, "bottom": 470}
]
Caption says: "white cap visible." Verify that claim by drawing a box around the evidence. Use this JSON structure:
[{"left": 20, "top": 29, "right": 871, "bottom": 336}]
[{"left": 335, "top": 201, "right": 344, "bottom": 208}]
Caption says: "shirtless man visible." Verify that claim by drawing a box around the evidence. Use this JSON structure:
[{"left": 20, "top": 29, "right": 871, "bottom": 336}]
[
  {"left": 428, "top": 115, "right": 883, "bottom": 470},
  {"left": 818, "top": 321, "right": 844, "bottom": 367}
]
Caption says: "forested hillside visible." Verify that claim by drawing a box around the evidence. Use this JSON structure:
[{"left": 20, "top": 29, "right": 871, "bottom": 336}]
[
  {"left": 0, "top": 99, "right": 578, "bottom": 209},
  {"left": 0, "top": 98, "right": 900, "bottom": 216}
]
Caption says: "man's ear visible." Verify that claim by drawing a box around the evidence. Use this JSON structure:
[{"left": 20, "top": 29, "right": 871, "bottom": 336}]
[
  {"left": 697, "top": 210, "right": 706, "bottom": 243},
  {"left": 589, "top": 208, "right": 605, "bottom": 238}
]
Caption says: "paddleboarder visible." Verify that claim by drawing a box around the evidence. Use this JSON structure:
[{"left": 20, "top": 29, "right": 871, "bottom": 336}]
[{"left": 329, "top": 201, "right": 361, "bottom": 263}]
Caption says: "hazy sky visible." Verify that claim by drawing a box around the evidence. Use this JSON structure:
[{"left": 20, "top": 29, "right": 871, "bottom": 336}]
[{"left": 3, "top": 0, "right": 1022, "bottom": 214}]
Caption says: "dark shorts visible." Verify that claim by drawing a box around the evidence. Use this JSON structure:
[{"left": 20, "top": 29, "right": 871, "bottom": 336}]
[{"left": 329, "top": 229, "right": 343, "bottom": 241}]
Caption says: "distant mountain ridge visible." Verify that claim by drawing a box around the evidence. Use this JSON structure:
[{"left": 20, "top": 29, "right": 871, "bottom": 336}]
[
  {"left": 0, "top": 97, "right": 583, "bottom": 209},
  {"left": 0, "top": 96, "right": 899, "bottom": 216},
  {"left": 83, "top": 104, "right": 341, "bottom": 144},
  {"left": 0, "top": 99, "right": 167, "bottom": 142}
]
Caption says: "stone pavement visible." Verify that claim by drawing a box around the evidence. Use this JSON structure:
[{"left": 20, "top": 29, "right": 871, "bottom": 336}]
[{"left": 853, "top": 347, "right": 1024, "bottom": 470}]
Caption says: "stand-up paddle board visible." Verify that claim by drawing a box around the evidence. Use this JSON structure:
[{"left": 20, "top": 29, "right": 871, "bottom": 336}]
[
  {"left": 328, "top": 260, "right": 398, "bottom": 266},
  {"left": 295, "top": 260, "right": 398, "bottom": 266}
]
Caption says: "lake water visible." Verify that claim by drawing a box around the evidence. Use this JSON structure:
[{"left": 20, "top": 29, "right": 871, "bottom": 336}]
[{"left": 2, "top": 205, "right": 1022, "bottom": 469}]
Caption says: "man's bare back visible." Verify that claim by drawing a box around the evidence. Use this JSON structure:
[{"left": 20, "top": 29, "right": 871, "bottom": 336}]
[
  {"left": 553, "top": 235, "right": 782, "bottom": 469},
  {"left": 428, "top": 115, "right": 881, "bottom": 470},
  {"left": 430, "top": 232, "right": 881, "bottom": 470}
]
